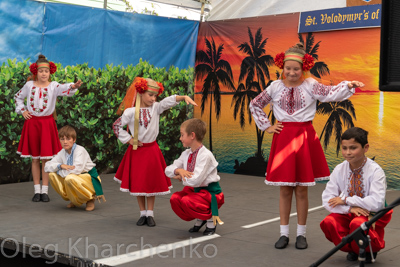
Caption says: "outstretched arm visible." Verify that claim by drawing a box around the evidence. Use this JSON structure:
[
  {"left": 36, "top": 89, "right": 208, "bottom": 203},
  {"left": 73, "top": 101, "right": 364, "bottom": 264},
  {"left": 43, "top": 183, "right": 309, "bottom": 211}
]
[
  {"left": 347, "top": 81, "right": 365, "bottom": 89},
  {"left": 176, "top": 95, "right": 197, "bottom": 106}
]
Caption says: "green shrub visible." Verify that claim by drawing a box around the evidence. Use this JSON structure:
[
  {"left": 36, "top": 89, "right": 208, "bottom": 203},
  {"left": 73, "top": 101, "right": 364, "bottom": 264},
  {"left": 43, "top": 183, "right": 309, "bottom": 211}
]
[{"left": 0, "top": 58, "right": 194, "bottom": 184}]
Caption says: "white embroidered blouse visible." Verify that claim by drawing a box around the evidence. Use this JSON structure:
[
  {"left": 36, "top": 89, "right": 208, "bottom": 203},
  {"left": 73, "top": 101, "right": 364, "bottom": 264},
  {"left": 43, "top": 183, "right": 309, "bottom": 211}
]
[
  {"left": 165, "top": 146, "right": 220, "bottom": 188},
  {"left": 112, "top": 95, "right": 178, "bottom": 144},
  {"left": 322, "top": 158, "right": 386, "bottom": 214},
  {"left": 44, "top": 145, "right": 96, "bottom": 178},
  {"left": 14, "top": 81, "right": 76, "bottom": 116},
  {"left": 249, "top": 78, "right": 355, "bottom": 131}
]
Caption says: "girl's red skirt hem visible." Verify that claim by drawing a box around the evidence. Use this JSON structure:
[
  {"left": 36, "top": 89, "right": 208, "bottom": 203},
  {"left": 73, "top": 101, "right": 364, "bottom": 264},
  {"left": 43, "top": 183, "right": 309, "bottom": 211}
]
[
  {"left": 266, "top": 121, "right": 330, "bottom": 186},
  {"left": 17, "top": 115, "right": 61, "bottom": 159},
  {"left": 114, "top": 141, "right": 172, "bottom": 196}
]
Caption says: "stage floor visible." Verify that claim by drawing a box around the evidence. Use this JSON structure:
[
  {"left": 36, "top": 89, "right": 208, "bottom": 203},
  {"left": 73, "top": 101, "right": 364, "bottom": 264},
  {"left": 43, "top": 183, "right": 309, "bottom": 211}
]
[{"left": 1, "top": 173, "right": 399, "bottom": 266}]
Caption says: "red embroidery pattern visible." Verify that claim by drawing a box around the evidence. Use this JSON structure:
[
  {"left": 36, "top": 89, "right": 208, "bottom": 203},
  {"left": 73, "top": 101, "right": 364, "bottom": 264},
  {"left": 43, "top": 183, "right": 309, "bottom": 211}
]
[
  {"left": 112, "top": 117, "right": 122, "bottom": 137},
  {"left": 312, "top": 83, "right": 342, "bottom": 96},
  {"left": 278, "top": 87, "right": 305, "bottom": 115},
  {"left": 250, "top": 91, "right": 272, "bottom": 128},
  {"left": 347, "top": 159, "right": 367, "bottom": 197},
  {"left": 187, "top": 145, "right": 202, "bottom": 172},
  {"left": 139, "top": 109, "right": 152, "bottom": 129}
]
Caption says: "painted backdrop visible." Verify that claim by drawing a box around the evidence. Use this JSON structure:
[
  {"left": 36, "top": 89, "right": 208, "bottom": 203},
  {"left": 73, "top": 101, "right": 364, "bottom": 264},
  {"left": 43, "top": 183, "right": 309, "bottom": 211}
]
[{"left": 194, "top": 11, "right": 400, "bottom": 189}]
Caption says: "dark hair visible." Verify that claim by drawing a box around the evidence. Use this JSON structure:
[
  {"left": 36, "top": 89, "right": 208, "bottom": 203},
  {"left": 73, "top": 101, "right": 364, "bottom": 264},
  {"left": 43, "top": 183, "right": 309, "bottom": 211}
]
[
  {"left": 58, "top": 125, "right": 77, "bottom": 140},
  {"left": 28, "top": 54, "right": 51, "bottom": 82},
  {"left": 341, "top": 127, "right": 368, "bottom": 147},
  {"left": 285, "top": 42, "right": 306, "bottom": 56},
  {"left": 181, "top": 118, "right": 206, "bottom": 142},
  {"left": 36, "top": 54, "right": 49, "bottom": 64}
]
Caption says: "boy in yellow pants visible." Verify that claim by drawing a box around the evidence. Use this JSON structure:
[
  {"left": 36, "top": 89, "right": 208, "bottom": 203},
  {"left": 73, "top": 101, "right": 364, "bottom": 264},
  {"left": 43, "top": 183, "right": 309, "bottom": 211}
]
[{"left": 45, "top": 125, "right": 105, "bottom": 211}]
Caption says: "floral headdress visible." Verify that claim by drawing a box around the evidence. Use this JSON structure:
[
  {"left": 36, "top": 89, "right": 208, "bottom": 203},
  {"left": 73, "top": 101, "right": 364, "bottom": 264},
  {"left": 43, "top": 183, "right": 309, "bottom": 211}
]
[
  {"left": 274, "top": 52, "right": 315, "bottom": 72},
  {"left": 29, "top": 61, "right": 57, "bottom": 75},
  {"left": 116, "top": 77, "right": 165, "bottom": 150}
]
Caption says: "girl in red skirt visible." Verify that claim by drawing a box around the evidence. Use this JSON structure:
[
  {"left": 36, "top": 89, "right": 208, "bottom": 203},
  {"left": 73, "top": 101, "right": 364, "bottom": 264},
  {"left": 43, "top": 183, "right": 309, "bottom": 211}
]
[
  {"left": 14, "top": 55, "right": 82, "bottom": 202},
  {"left": 249, "top": 43, "right": 365, "bottom": 249},
  {"left": 113, "top": 77, "right": 197, "bottom": 227}
]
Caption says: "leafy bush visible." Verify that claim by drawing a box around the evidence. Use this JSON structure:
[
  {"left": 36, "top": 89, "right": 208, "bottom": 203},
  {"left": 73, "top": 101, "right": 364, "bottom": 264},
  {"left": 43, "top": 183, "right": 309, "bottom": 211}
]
[{"left": 0, "top": 58, "right": 194, "bottom": 184}]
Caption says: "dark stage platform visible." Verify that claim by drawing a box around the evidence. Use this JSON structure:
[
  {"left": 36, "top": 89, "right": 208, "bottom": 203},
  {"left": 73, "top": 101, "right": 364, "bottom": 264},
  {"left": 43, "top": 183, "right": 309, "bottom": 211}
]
[{"left": 1, "top": 173, "right": 399, "bottom": 266}]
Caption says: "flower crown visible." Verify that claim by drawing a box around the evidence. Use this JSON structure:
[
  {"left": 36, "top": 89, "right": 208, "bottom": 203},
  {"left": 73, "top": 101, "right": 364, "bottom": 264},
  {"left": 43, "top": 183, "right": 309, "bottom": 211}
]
[
  {"left": 274, "top": 52, "right": 315, "bottom": 72},
  {"left": 29, "top": 62, "right": 57, "bottom": 75},
  {"left": 134, "top": 77, "right": 164, "bottom": 96}
]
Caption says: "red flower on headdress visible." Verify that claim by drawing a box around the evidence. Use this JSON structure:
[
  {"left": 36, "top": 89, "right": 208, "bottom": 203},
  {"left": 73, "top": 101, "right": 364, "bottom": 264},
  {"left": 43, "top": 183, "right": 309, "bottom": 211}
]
[
  {"left": 274, "top": 52, "right": 285, "bottom": 69},
  {"left": 156, "top": 82, "right": 164, "bottom": 96},
  {"left": 302, "top": 54, "right": 315, "bottom": 71},
  {"left": 29, "top": 63, "right": 38, "bottom": 75},
  {"left": 49, "top": 62, "right": 57, "bottom": 74},
  {"left": 135, "top": 77, "right": 148, "bottom": 94}
]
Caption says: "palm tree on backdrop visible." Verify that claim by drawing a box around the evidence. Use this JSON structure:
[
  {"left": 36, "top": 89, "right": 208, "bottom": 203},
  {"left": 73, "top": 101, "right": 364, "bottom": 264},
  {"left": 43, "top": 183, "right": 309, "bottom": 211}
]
[
  {"left": 316, "top": 99, "right": 356, "bottom": 156},
  {"left": 298, "top": 33, "right": 357, "bottom": 155},
  {"left": 232, "top": 27, "right": 274, "bottom": 158},
  {"left": 195, "top": 37, "right": 235, "bottom": 151}
]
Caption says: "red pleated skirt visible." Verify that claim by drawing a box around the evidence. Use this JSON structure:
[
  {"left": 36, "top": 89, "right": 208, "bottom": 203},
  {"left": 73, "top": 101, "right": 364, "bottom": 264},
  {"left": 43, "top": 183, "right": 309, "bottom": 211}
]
[
  {"left": 265, "top": 121, "right": 330, "bottom": 186},
  {"left": 114, "top": 141, "right": 172, "bottom": 196},
  {"left": 170, "top": 186, "right": 225, "bottom": 221},
  {"left": 17, "top": 115, "right": 62, "bottom": 159}
]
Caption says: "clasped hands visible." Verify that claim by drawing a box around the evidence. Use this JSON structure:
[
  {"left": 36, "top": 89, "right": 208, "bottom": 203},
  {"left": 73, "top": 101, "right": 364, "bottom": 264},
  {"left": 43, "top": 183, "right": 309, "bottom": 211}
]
[
  {"left": 172, "top": 169, "right": 194, "bottom": 182},
  {"left": 328, "top": 196, "right": 369, "bottom": 217}
]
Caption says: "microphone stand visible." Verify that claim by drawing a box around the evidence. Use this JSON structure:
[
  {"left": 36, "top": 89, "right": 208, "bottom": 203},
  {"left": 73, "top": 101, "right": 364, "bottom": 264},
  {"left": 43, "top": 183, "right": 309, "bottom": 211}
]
[{"left": 310, "top": 197, "right": 400, "bottom": 267}]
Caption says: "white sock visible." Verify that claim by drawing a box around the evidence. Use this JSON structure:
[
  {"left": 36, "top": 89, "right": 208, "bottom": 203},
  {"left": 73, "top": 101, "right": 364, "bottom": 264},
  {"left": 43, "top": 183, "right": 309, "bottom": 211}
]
[
  {"left": 41, "top": 185, "right": 49, "bottom": 194},
  {"left": 146, "top": 210, "right": 154, "bottom": 217},
  {"left": 206, "top": 218, "right": 214, "bottom": 228},
  {"left": 297, "top": 224, "right": 307, "bottom": 237},
  {"left": 140, "top": 210, "right": 147, "bottom": 217},
  {"left": 34, "top": 184, "right": 41, "bottom": 194},
  {"left": 280, "top": 225, "right": 289, "bottom": 237},
  {"left": 194, "top": 219, "right": 204, "bottom": 226}
]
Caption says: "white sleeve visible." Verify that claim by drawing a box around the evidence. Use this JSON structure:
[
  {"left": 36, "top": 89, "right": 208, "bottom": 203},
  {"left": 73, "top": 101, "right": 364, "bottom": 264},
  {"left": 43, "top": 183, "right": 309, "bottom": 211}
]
[
  {"left": 66, "top": 148, "right": 90, "bottom": 175},
  {"left": 165, "top": 152, "right": 186, "bottom": 178},
  {"left": 322, "top": 166, "right": 351, "bottom": 214},
  {"left": 346, "top": 168, "right": 386, "bottom": 212},
  {"left": 112, "top": 108, "right": 134, "bottom": 144},
  {"left": 54, "top": 82, "right": 77, "bottom": 97},
  {"left": 14, "top": 83, "right": 30, "bottom": 114},
  {"left": 249, "top": 88, "right": 272, "bottom": 131},
  {"left": 182, "top": 152, "right": 215, "bottom": 187},
  {"left": 156, "top": 95, "right": 178, "bottom": 114},
  {"left": 44, "top": 151, "right": 64, "bottom": 173},
  {"left": 307, "top": 79, "right": 355, "bottom": 102}
]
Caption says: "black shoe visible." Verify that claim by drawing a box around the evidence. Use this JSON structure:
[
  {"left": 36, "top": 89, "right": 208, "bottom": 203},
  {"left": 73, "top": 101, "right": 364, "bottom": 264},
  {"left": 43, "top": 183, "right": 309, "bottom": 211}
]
[
  {"left": 32, "top": 193, "right": 41, "bottom": 202},
  {"left": 347, "top": 252, "right": 358, "bottom": 261},
  {"left": 275, "top": 236, "right": 289, "bottom": 249},
  {"left": 146, "top": 216, "right": 156, "bottom": 227},
  {"left": 189, "top": 220, "right": 207, "bottom": 233},
  {"left": 136, "top": 216, "right": 147, "bottom": 226},
  {"left": 365, "top": 252, "right": 377, "bottom": 263},
  {"left": 41, "top": 193, "right": 50, "bottom": 202},
  {"left": 295, "top": 235, "right": 308, "bottom": 249},
  {"left": 203, "top": 224, "right": 217, "bottom": 235}
]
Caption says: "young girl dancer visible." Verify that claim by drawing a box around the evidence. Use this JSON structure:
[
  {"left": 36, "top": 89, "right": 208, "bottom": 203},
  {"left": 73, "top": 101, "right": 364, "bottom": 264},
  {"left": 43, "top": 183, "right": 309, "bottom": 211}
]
[
  {"left": 14, "top": 55, "right": 82, "bottom": 202},
  {"left": 113, "top": 77, "right": 197, "bottom": 227},
  {"left": 249, "top": 43, "right": 364, "bottom": 249}
]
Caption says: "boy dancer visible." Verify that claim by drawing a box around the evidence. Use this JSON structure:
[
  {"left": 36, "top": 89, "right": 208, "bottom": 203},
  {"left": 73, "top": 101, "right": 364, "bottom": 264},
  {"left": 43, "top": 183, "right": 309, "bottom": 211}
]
[
  {"left": 165, "top": 118, "right": 224, "bottom": 235},
  {"left": 320, "top": 127, "right": 392, "bottom": 263},
  {"left": 45, "top": 125, "right": 105, "bottom": 211}
]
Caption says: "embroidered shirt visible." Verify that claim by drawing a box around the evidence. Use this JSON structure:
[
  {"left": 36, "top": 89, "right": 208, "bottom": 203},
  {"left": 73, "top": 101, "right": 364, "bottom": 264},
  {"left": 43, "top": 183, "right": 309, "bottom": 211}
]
[
  {"left": 187, "top": 145, "right": 203, "bottom": 172},
  {"left": 165, "top": 146, "right": 220, "bottom": 188},
  {"left": 112, "top": 95, "right": 178, "bottom": 144},
  {"left": 14, "top": 81, "right": 76, "bottom": 116},
  {"left": 249, "top": 78, "right": 355, "bottom": 131},
  {"left": 44, "top": 144, "right": 96, "bottom": 178},
  {"left": 322, "top": 158, "right": 386, "bottom": 214}
]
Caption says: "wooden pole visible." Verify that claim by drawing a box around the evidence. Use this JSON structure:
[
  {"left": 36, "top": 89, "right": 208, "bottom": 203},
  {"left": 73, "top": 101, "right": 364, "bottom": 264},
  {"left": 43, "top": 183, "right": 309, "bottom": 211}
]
[{"left": 104, "top": 0, "right": 107, "bottom": 9}]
